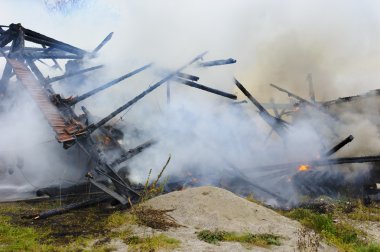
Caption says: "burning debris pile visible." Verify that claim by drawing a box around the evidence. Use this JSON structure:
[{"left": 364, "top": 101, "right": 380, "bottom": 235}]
[{"left": 0, "top": 23, "right": 379, "bottom": 218}]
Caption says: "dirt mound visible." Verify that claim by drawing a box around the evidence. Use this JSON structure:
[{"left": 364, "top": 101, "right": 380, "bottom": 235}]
[{"left": 138, "top": 186, "right": 333, "bottom": 251}]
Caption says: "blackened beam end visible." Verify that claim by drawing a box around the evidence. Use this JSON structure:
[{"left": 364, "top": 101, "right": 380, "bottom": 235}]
[
  {"left": 92, "top": 32, "right": 114, "bottom": 53},
  {"left": 324, "top": 135, "right": 354, "bottom": 157},
  {"left": 198, "top": 58, "right": 236, "bottom": 67},
  {"left": 174, "top": 77, "right": 237, "bottom": 100}
]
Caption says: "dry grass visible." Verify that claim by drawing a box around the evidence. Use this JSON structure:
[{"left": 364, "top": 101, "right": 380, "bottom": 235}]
[
  {"left": 131, "top": 205, "right": 183, "bottom": 231},
  {"left": 296, "top": 227, "right": 321, "bottom": 252}
]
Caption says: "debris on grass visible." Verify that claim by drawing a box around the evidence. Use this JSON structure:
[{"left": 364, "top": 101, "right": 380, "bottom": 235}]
[{"left": 132, "top": 205, "right": 183, "bottom": 231}]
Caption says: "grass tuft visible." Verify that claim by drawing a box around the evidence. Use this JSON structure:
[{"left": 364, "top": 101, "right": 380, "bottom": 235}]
[
  {"left": 284, "top": 208, "right": 380, "bottom": 251},
  {"left": 197, "top": 229, "right": 281, "bottom": 248},
  {"left": 124, "top": 233, "right": 180, "bottom": 252}
]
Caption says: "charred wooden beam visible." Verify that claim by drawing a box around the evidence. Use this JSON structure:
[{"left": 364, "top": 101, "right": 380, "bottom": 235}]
[
  {"left": 316, "top": 156, "right": 380, "bottom": 166},
  {"left": 307, "top": 73, "right": 316, "bottom": 103},
  {"left": 324, "top": 135, "right": 354, "bottom": 157},
  {"left": 0, "top": 61, "right": 13, "bottom": 94},
  {"left": 32, "top": 195, "right": 110, "bottom": 219},
  {"left": 110, "top": 140, "right": 157, "bottom": 167},
  {"left": 270, "top": 83, "right": 316, "bottom": 107},
  {"left": 176, "top": 72, "right": 199, "bottom": 81},
  {"left": 42, "top": 44, "right": 62, "bottom": 70},
  {"left": 70, "top": 63, "right": 152, "bottom": 105},
  {"left": 322, "top": 89, "right": 380, "bottom": 108},
  {"left": 270, "top": 83, "right": 337, "bottom": 119},
  {"left": 198, "top": 58, "right": 236, "bottom": 67},
  {"left": 25, "top": 58, "right": 49, "bottom": 88},
  {"left": 88, "top": 178, "right": 127, "bottom": 205},
  {"left": 257, "top": 155, "right": 380, "bottom": 171},
  {"left": 1, "top": 46, "right": 44, "bottom": 51},
  {"left": 87, "top": 51, "right": 208, "bottom": 134},
  {"left": 47, "top": 65, "right": 104, "bottom": 84},
  {"left": 22, "top": 51, "right": 83, "bottom": 59},
  {"left": 92, "top": 32, "right": 113, "bottom": 53},
  {"left": 174, "top": 77, "right": 237, "bottom": 100},
  {"left": 234, "top": 78, "right": 287, "bottom": 137},
  {"left": 23, "top": 26, "right": 87, "bottom": 56},
  {"left": 269, "top": 98, "right": 280, "bottom": 118}
]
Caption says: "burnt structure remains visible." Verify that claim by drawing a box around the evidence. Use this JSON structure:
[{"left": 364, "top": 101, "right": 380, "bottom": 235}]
[
  {"left": 0, "top": 23, "right": 379, "bottom": 217},
  {"left": 0, "top": 23, "right": 238, "bottom": 218}
]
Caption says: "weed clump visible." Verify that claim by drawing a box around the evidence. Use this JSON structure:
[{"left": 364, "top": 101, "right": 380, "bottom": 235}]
[{"left": 197, "top": 229, "right": 281, "bottom": 248}]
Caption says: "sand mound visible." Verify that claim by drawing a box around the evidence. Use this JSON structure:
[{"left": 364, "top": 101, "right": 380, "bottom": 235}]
[
  {"left": 138, "top": 186, "right": 334, "bottom": 251},
  {"left": 145, "top": 186, "right": 299, "bottom": 233}
]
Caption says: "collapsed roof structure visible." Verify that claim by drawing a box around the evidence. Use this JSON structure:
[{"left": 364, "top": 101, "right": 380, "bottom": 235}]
[
  {"left": 0, "top": 23, "right": 238, "bottom": 218},
  {"left": 0, "top": 23, "right": 379, "bottom": 218}
]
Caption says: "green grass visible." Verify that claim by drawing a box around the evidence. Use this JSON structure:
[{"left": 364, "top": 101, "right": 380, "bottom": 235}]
[
  {"left": 0, "top": 200, "right": 182, "bottom": 252},
  {"left": 124, "top": 233, "right": 180, "bottom": 252},
  {"left": 347, "top": 202, "right": 380, "bottom": 222},
  {"left": 0, "top": 214, "right": 51, "bottom": 252},
  {"left": 284, "top": 208, "right": 380, "bottom": 251},
  {"left": 106, "top": 211, "right": 138, "bottom": 229},
  {"left": 197, "top": 230, "right": 281, "bottom": 248}
]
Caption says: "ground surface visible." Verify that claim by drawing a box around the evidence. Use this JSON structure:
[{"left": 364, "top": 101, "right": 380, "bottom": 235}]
[
  {"left": 110, "top": 186, "right": 334, "bottom": 251},
  {"left": 4, "top": 186, "right": 380, "bottom": 251}
]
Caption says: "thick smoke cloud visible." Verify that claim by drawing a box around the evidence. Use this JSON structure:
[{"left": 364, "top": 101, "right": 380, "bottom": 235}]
[{"left": 1, "top": 0, "right": 379, "bottom": 204}]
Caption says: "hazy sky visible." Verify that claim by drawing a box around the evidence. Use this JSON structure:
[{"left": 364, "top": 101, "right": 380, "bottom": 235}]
[{"left": 2, "top": 0, "right": 380, "bottom": 100}]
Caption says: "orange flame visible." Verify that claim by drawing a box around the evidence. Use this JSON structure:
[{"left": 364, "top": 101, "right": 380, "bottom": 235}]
[{"left": 298, "top": 165, "right": 310, "bottom": 172}]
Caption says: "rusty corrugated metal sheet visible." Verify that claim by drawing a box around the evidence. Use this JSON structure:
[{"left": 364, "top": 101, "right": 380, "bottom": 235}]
[{"left": 6, "top": 58, "right": 85, "bottom": 145}]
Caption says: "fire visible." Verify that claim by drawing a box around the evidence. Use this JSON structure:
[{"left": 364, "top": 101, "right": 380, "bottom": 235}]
[{"left": 298, "top": 165, "right": 310, "bottom": 172}]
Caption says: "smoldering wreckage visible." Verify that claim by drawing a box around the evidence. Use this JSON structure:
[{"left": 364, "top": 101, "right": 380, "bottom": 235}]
[{"left": 0, "top": 23, "right": 379, "bottom": 219}]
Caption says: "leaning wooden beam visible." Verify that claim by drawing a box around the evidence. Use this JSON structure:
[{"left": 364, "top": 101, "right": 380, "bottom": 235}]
[
  {"left": 323, "top": 135, "right": 354, "bottom": 157},
  {"left": 22, "top": 52, "right": 83, "bottom": 59},
  {"left": 270, "top": 83, "right": 316, "bottom": 107},
  {"left": 88, "top": 178, "right": 127, "bottom": 205},
  {"left": 198, "top": 58, "right": 236, "bottom": 67},
  {"left": 23, "top": 26, "right": 88, "bottom": 56},
  {"left": 110, "top": 140, "right": 157, "bottom": 167},
  {"left": 70, "top": 63, "right": 153, "bottom": 105},
  {"left": 32, "top": 195, "right": 110, "bottom": 220},
  {"left": 176, "top": 72, "right": 199, "bottom": 81},
  {"left": 92, "top": 32, "right": 113, "bottom": 53},
  {"left": 256, "top": 155, "right": 380, "bottom": 171},
  {"left": 47, "top": 65, "right": 104, "bottom": 84},
  {"left": 306, "top": 73, "right": 316, "bottom": 103},
  {"left": 235, "top": 78, "right": 287, "bottom": 137},
  {"left": 0, "top": 61, "right": 13, "bottom": 94},
  {"left": 174, "top": 77, "right": 237, "bottom": 100}
]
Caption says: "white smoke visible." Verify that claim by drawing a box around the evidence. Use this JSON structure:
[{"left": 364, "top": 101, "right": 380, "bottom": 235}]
[{"left": 0, "top": 0, "right": 379, "bottom": 204}]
